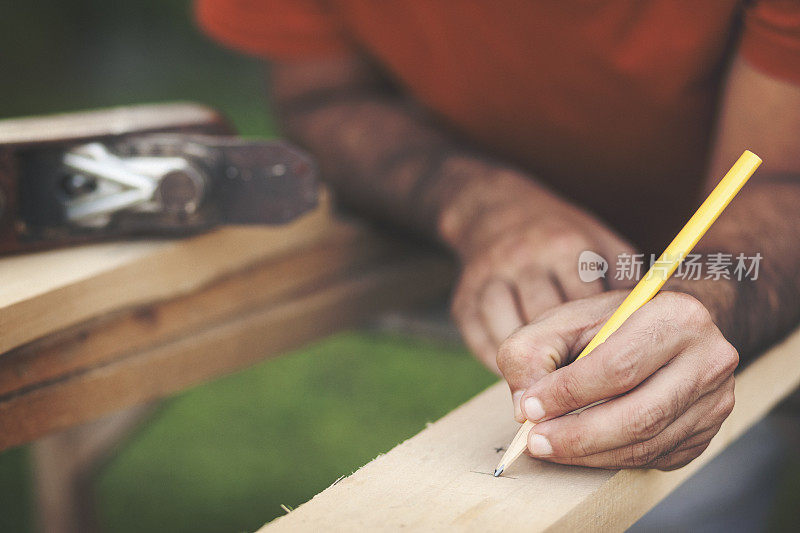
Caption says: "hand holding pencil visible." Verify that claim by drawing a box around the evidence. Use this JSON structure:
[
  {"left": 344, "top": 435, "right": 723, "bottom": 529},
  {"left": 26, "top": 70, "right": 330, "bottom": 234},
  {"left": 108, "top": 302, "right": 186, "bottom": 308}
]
[{"left": 494, "top": 151, "right": 762, "bottom": 475}]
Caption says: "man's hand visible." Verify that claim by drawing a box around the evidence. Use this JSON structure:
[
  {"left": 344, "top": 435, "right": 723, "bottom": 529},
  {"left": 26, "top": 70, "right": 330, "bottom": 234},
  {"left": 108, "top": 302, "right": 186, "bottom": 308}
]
[
  {"left": 497, "top": 291, "right": 738, "bottom": 470},
  {"left": 447, "top": 178, "right": 634, "bottom": 373}
]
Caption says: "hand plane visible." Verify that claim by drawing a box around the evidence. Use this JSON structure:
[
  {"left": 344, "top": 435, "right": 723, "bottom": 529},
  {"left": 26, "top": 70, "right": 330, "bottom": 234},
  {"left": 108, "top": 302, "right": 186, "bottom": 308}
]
[{"left": 0, "top": 103, "right": 318, "bottom": 254}]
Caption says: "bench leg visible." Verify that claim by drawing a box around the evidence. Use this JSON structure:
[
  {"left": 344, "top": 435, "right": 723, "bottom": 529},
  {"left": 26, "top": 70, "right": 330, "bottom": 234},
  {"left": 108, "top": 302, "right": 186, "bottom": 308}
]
[{"left": 31, "top": 404, "right": 154, "bottom": 533}]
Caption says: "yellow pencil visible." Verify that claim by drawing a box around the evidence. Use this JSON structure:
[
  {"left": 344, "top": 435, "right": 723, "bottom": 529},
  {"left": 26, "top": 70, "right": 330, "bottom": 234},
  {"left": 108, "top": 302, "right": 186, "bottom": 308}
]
[{"left": 494, "top": 150, "right": 762, "bottom": 477}]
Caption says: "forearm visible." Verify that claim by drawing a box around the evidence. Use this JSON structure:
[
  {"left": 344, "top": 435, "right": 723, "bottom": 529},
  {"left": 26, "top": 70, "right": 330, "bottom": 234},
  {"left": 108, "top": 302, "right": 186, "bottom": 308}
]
[
  {"left": 667, "top": 180, "right": 800, "bottom": 360},
  {"left": 663, "top": 55, "right": 800, "bottom": 361},
  {"left": 269, "top": 58, "right": 563, "bottom": 252},
  {"left": 270, "top": 58, "right": 639, "bottom": 369}
]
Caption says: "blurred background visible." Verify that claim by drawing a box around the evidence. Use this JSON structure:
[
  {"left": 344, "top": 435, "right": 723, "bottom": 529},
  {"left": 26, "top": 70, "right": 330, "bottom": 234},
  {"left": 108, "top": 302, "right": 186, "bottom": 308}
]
[
  {"left": 0, "top": 1, "right": 495, "bottom": 531},
  {"left": 1, "top": 1, "right": 799, "bottom": 532}
]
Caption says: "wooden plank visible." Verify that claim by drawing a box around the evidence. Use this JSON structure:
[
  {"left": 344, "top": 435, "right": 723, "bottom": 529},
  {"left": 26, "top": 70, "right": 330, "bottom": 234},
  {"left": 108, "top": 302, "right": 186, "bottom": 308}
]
[
  {"left": 0, "top": 254, "right": 453, "bottom": 450},
  {"left": 261, "top": 328, "right": 800, "bottom": 532},
  {"left": 0, "top": 224, "right": 399, "bottom": 397},
  {"left": 0, "top": 102, "right": 222, "bottom": 146},
  {"left": 0, "top": 201, "right": 333, "bottom": 354}
]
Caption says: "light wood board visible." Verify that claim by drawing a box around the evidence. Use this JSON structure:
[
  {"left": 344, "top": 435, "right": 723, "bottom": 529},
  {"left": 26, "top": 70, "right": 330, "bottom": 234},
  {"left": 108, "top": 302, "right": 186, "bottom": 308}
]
[
  {"left": 0, "top": 202, "right": 334, "bottom": 355},
  {"left": 262, "top": 327, "right": 800, "bottom": 532},
  {"left": 0, "top": 223, "right": 396, "bottom": 397},
  {"left": 0, "top": 253, "right": 452, "bottom": 450},
  {"left": 0, "top": 102, "right": 221, "bottom": 145},
  {"left": 0, "top": 192, "right": 455, "bottom": 449}
]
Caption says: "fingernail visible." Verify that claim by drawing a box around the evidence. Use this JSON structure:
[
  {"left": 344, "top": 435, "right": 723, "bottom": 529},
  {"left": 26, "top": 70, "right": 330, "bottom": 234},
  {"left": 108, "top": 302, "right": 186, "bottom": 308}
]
[
  {"left": 523, "top": 397, "right": 545, "bottom": 421},
  {"left": 512, "top": 391, "right": 524, "bottom": 422},
  {"left": 529, "top": 433, "right": 553, "bottom": 456}
]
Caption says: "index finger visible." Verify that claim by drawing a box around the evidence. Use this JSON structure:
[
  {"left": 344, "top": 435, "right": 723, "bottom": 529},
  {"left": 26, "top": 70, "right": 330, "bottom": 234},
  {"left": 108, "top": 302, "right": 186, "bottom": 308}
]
[
  {"left": 497, "top": 291, "right": 625, "bottom": 395},
  {"left": 520, "top": 293, "right": 704, "bottom": 423}
]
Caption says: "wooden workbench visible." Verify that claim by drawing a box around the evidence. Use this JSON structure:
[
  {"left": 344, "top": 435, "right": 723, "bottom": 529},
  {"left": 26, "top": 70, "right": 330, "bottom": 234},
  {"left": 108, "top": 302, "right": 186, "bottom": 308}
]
[{"left": 0, "top": 202, "right": 453, "bottom": 451}]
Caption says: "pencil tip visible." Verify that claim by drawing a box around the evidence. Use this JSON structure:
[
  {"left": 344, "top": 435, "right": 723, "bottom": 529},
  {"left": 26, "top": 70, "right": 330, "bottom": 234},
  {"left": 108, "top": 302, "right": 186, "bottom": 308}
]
[{"left": 493, "top": 466, "right": 504, "bottom": 477}]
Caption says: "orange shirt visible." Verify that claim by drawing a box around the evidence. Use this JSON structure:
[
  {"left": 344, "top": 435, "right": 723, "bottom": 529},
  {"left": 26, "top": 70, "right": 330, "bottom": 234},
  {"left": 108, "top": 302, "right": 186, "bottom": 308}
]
[{"left": 196, "top": 0, "right": 800, "bottom": 249}]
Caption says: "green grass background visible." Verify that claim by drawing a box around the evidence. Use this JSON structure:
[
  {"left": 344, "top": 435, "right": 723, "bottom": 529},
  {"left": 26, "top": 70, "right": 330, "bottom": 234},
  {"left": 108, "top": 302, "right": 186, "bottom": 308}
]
[
  {"left": 1, "top": 1, "right": 799, "bottom": 531},
  {"left": 94, "top": 333, "right": 495, "bottom": 532},
  {"left": 0, "top": 332, "right": 496, "bottom": 532}
]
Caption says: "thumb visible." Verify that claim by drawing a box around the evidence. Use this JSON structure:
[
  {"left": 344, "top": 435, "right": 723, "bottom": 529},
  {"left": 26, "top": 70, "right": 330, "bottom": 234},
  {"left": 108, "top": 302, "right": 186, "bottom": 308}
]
[{"left": 496, "top": 292, "right": 624, "bottom": 421}]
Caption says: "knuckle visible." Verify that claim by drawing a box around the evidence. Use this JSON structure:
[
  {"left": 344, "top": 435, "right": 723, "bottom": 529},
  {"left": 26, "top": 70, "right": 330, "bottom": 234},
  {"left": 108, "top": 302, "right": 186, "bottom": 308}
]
[
  {"left": 505, "top": 238, "right": 536, "bottom": 266},
  {"left": 479, "top": 278, "right": 508, "bottom": 307},
  {"left": 715, "top": 390, "right": 736, "bottom": 420},
  {"left": 621, "top": 440, "right": 661, "bottom": 467},
  {"left": 562, "top": 409, "right": 600, "bottom": 456},
  {"left": 552, "top": 371, "right": 585, "bottom": 412},
  {"left": 624, "top": 402, "right": 668, "bottom": 442},
  {"left": 497, "top": 331, "right": 531, "bottom": 359},
  {"left": 492, "top": 235, "right": 530, "bottom": 267},
  {"left": 497, "top": 332, "right": 539, "bottom": 372},
  {"left": 705, "top": 340, "right": 739, "bottom": 381},
  {"left": 495, "top": 338, "right": 520, "bottom": 371},
  {"left": 559, "top": 423, "right": 592, "bottom": 457},
  {"left": 549, "top": 230, "right": 591, "bottom": 258},
  {"left": 640, "top": 320, "right": 672, "bottom": 348},
  {"left": 717, "top": 342, "right": 740, "bottom": 375},
  {"left": 656, "top": 454, "right": 695, "bottom": 471},
  {"left": 624, "top": 321, "right": 672, "bottom": 362},
  {"left": 665, "top": 292, "right": 711, "bottom": 326},
  {"left": 727, "top": 375, "right": 736, "bottom": 397},
  {"left": 602, "top": 349, "right": 641, "bottom": 391},
  {"left": 495, "top": 344, "right": 516, "bottom": 372},
  {"left": 497, "top": 327, "right": 564, "bottom": 378}
]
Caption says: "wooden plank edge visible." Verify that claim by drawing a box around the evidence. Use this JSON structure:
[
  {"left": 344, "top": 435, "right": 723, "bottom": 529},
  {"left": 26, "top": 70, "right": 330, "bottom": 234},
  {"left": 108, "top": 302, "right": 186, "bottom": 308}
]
[
  {"left": 0, "top": 102, "right": 223, "bottom": 146},
  {"left": 260, "top": 327, "right": 800, "bottom": 532},
  {"left": 0, "top": 254, "right": 452, "bottom": 450},
  {"left": 0, "top": 226, "right": 405, "bottom": 396},
  {"left": 0, "top": 202, "right": 338, "bottom": 354}
]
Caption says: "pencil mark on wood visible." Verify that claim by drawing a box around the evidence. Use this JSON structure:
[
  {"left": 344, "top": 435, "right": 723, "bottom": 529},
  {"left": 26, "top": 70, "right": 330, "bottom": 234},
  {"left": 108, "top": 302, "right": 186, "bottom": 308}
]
[{"left": 470, "top": 470, "right": 518, "bottom": 480}]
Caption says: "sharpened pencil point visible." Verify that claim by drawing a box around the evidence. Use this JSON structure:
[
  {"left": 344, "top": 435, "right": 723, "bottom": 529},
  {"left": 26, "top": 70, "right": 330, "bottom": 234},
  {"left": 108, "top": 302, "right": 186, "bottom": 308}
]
[{"left": 493, "top": 466, "right": 504, "bottom": 477}]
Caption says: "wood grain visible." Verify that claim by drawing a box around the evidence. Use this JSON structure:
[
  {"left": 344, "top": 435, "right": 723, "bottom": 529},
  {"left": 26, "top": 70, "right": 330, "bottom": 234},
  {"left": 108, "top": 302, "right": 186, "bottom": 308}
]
[
  {"left": 0, "top": 201, "right": 333, "bottom": 355},
  {"left": 0, "top": 254, "right": 453, "bottom": 450},
  {"left": 0, "top": 223, "right": 397, "bottom": 397},
  {"left": 261, "top": 328, "right": 800, "bottom": 532}
]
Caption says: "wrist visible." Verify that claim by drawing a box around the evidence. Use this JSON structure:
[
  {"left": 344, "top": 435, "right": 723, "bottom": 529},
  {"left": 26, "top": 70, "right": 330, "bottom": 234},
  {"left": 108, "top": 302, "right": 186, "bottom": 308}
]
[
  {"left": 663, "top": 276, "right": 740, "bottom": 341},
  {"left": 436, "top": 158, "right": 557, "bottom": 257}
]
